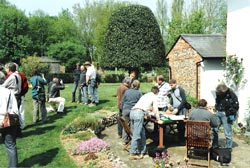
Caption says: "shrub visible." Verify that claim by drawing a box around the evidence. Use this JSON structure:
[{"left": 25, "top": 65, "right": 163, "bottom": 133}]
[{"left": 103, "top": 4, "right": 166, "bottom": 71}]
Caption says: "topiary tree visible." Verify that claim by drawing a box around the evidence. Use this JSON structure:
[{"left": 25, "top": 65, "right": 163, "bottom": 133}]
[{"left": 102, "top": 5, "right": 166, "bottom": 74}]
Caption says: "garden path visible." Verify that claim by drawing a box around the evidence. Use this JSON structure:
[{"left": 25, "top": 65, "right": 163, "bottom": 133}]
[{"left": 101, "top": 123, "right": 250, "bottom": 168}]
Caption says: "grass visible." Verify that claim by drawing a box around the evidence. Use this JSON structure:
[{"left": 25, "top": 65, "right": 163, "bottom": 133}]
[{"left": 0, "top": 82, "right": 152, "bottom": 167}]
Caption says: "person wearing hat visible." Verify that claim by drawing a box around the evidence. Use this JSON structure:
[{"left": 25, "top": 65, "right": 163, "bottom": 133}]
[
  {"left": 84, "top": 61, "right": 99, "bottom": 106},
  {"left": 212, "top": 83, "right": 239, "bottom": 150}
]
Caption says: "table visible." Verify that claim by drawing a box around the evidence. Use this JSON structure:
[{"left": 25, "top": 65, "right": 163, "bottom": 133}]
[{"left": 144, "top": 113, "right": 186, "bottom": 149}]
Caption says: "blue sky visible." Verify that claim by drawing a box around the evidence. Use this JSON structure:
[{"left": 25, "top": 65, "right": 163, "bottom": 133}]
[{"left": 8, "top": 0, "right": 157, "bottom": 16}]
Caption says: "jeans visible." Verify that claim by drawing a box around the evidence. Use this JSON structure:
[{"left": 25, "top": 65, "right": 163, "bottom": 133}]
[
  {"left": 72, "top": 81, "right": 81, "bottom": 102},
  {"left": 212, "top": 111, "right": 233, "bottom": 148},
  {"left": 32, "top": 98, "right": 47, "bottom": 123},
  {"left": 130, "top": 109, "right": 146, "bottom": 155},
  {"left": 81, "top": 86, "right": 88, "bottom": 103},
  {"left": 1, "top": 126, "right": 18, "bottom": 167},
  {"left": 88, "top": 80, "right": 99, "bottom": 104},
  {"left": 122, "top": 109, "right": 131, "bottom": 143},
  {"left": 117, "top": 109, "right": 123, "bottom": 137}
]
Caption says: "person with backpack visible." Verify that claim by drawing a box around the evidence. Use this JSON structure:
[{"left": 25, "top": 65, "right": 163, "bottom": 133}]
[
  {"left": 30, "top": 69, "right": 47, "bottom": 123},
  {"left": 84, "top": 61, "right": 99, "bottom": 107},
  {"left": 212, "top": 83, "right": 239, "bottom": 150},
  {"left": 14, "top": 63, "right": 29, "bottom": 129}
]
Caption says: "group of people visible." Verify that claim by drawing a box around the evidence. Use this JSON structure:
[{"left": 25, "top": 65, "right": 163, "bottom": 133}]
[
  {"left": 71, "top": 61, "right": 100, "bottom": 107},
  {"left": 117, "top": 73, "right": 239, "bottom": 160},
  {"left": 116, "top": 73, "right": 188, "bottom": 160}
]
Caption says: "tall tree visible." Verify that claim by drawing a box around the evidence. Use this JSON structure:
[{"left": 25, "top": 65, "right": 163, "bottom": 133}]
[
  {"left": 0, "top": 3, "right": 30, "bottom": 63},
  {"left": 27, "top": 10, "right": 56, "bottom": 56},
  {"left": 73, "top": 0, "right": 129, "bottom": 63},
  {"left": 165, "top": 0, "right": 184, "bottom": 51},
  {"left": 156, "top": 0, "right": 168, "bottom": 38},
  {"left": 103, "top": 5, "right": 165, "bottom": 74}
]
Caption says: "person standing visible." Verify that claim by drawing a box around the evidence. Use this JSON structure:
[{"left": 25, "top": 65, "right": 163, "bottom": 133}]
[
  {"left": 79, "top": 65, "right": 88, "bottom": 105},
  {"left": 129, "top": 86, "right": 159, "bottom": 160},
  {"left": 30, "top": 69, "right": 47, "bottom": 123},
  {"left": 0, "top": 87, "right": 20, "bottom": 167},
  {"left": 212, "top": 83, "right": 239, "bottom": 150},
  {"left": 121, "top": 80, "right": 142, "bottom": 144},
  {"left": 1, "top": 62, "right": 21, "bottom": 107},
  {"left": 155, "top": 75, "right": 171, "bottom": 112},
  {"left": 84, "top": 61, "right": 99, "bottom": 106},
  {"left": 72, "top": 63, "right": 81, "bottom": 103},
  {"left": 48, "top": 77, "right": 65, "bottom": 113},
  {"left": 168, "top": 79, "right": 188, "bottom": 141},
  {"left": 117, "top": 77, "right": 131, "bottom": 138}
]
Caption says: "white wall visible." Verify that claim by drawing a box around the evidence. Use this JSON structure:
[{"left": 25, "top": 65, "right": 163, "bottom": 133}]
[
  {"left": 200, "top": 60, "right": 225, "bottom": 106},
  {"left": 227, "top": 0, "right": 250, "bottom": 125}
]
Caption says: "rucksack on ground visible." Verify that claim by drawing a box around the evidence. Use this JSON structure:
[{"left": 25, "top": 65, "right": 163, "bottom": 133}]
[
  {"left": 211, "top": 148, "right": 231, "bottom": 165},
  {"left": 19, "top": 72, "right": 29, "bottom": 96}
]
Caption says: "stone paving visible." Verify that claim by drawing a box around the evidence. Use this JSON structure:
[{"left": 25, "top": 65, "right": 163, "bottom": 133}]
[{"left": 101, "top": 123, "right": 250, "bottom": 168}]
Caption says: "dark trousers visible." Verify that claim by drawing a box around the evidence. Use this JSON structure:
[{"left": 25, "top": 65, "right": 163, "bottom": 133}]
[{"left": 1, "top": 126, "right": 18, "bottom": 167}]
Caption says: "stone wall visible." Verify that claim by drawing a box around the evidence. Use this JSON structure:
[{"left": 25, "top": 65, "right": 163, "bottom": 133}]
[{"left": 167, "top": 37, "right": 202, "bottom": 98}]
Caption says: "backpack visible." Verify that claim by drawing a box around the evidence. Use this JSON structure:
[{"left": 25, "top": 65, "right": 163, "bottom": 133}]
[
  {"left": 96, "top": 72, "right": 101, "bottom": 83},
  {"left": 225, "top": 89, "right": 239, "bottom": 116},
  {"left": 211, "top": 148, "right": 231, "bottom": 165},
  {"left": 18, "top": 72, "right": 29, "bottom": 96}
]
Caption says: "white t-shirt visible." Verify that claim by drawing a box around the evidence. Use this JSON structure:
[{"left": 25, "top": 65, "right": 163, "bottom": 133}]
[
  {"left": 86, "top": 65, "right": 96, "bottom": 80},
  {"left": 132, "top": 92, "right": 158, "bottom": 113}
]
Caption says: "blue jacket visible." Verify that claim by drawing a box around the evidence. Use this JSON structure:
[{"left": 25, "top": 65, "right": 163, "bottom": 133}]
[{"left": 30, "top": 75, "right": 47, "bottom": 99}]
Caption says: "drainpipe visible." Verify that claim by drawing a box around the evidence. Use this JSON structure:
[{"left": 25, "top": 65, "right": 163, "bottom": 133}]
[
  {"left": 196, "top": 58, "right": 204, "bottom": 99},
  {"left": 168, "top": 65, "right": 172, "bottom": 81}
]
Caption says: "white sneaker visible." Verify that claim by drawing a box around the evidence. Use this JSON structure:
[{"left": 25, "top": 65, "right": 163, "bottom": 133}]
[{"left": 88, "top": 103, "right": 96, "bottom": 107}]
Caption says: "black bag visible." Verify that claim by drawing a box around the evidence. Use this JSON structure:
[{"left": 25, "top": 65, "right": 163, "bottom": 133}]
[
  {"left": 38, "top": 92, "right": 46, "bottom": 101},
  {"left": 185, "top": 102, "right": 192, "bottom": 109},
  {"left": 211, "top": 148, "right": 231, "bottom": 165}
]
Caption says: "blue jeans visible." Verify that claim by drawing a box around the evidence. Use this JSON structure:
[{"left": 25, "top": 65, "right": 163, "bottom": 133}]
[
  {"left": 117, "top": 109, "right": 123, "bottom": 137},
  {"left": 212, "top": 111, "right": 233, "bottom": 148},
  {"left": 88, "top": 80, "right": 99, "bottom": 104},
  {"left": 1, "top": 126, "right": 18, "bottom": 167},
  {"left": 72, "top": 81, "right": 81, "bottom": 102},
  {"left": 81, "top": 86, "right": 88, "bottom": 103},
  {"left": 130, "top": 109, "right": 146, "bottom": 155}
]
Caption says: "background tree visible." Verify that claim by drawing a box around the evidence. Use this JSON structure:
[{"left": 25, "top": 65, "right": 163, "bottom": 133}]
[
  {"left": 156, "top": 0, "right": 169, "bottom": 45},
  {"left": 47, "top": 41, "right": 88, "bottom": 72},
  {"left": 164, "top": 0, "right": 227, "bottom": 51},
  {"left": 165, "top": 0, "right": 184, "bottom": 51},
  {"left": 102, "top": 5, "right": 165, "bottom": 74},
  {"left": 27, "top": 10, "right": 55, "bottom": 56},
  {"left": 0, "top": 2, "right": 30, "bottom": 63}
]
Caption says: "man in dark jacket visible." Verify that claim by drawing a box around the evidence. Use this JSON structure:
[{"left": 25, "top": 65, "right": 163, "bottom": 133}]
[
  {"left": 212, "top": 83, "right": 239, "bottom": 149},
  {"left": 48, "top": 77, "right": 65, "bottom": 113},
  {"left": 72, "top": 63, "right": 81, "bottom": 103}
]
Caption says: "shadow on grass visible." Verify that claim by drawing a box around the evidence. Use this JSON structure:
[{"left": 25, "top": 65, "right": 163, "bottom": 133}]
[
  {"left": 18, "top": 148, "right": 59, "bottom": 167},
  {"left": 22, "top": 125, "right": 56, "bottom": 137},
  {"left": 24, "top": 105, "right": 77, "bottom": 130}
]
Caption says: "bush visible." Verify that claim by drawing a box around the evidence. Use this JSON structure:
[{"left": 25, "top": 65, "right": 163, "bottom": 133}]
[{"left": 103, "top": 5, "right": 166, "bottom": 70}]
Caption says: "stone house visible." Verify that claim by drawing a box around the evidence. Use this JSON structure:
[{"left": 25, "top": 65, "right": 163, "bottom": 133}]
[
  {"left": 166, "top": 34, "right": 226, "bottom": 106},
  {"left": 40, "top": 56, "right": 64, "bottom": 73}
]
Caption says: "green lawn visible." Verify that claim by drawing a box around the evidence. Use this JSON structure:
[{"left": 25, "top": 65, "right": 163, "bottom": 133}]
[{"left": 0, "top": 82, "right": 152, "bottom": 167}]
